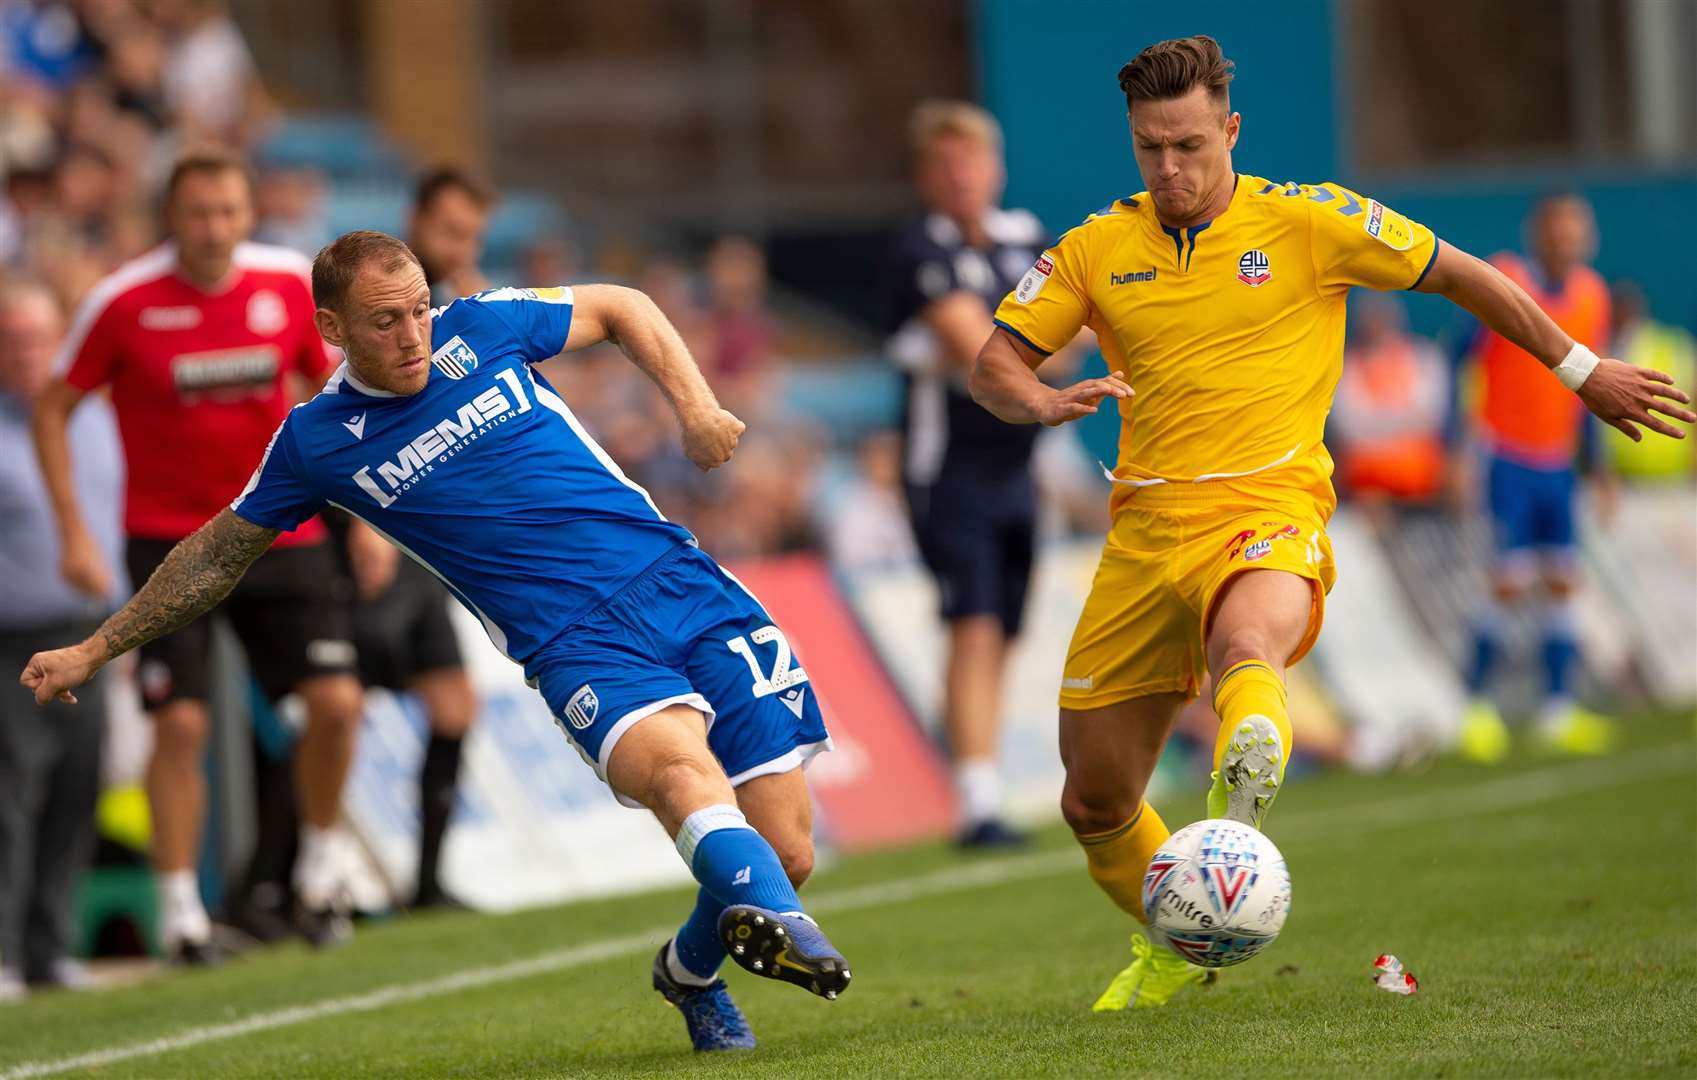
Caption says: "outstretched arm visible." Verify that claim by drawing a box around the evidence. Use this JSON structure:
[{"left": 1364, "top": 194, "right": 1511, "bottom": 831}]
[
  {"left": 562, "top": 283, "right": 744, "bottom": 470},
  {"left": 20, "top": 509, "right": 279, "bottom": 704},
  {"left": 1416, "top": 244, "right": 1695, "bottom": 441},
  {"left": 969, "top": 327, "right": 1132, "bottom": 426}
]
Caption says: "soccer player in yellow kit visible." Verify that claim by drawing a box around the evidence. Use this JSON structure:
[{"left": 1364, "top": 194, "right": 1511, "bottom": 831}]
[{"left": 970, "top": 35, "right": 1695, "bottom": 1010}]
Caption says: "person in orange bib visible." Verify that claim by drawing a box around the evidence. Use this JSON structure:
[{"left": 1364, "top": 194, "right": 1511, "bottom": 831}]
[
  {"left": 1334, "top": 293, "right": 1450, "bottom": 511},
  {"left": 967, "top": 35, "right": 1695, "bottom": 1010},
  {"left": 1457, "top": 194, "right": 1619, "bottom": 762}
]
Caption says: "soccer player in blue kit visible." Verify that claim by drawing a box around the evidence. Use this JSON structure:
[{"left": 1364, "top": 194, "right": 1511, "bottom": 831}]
[{"left": 21, "top": 230, "right": 849, "bottom": 1052}]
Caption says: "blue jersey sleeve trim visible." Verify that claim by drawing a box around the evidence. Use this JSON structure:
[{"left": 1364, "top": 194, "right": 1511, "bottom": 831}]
[
  {"left": 230, "top": 499, "right": 297, "bottom": 533},
  {"left": 550, "top": 291, "right": 574, "bottom": 357},
  {"left": 993, "top": 318, "right": 1055, "bottom": 357},
  {"left": 1409, "top": 237, "right": 1441, "bottom": 291}
]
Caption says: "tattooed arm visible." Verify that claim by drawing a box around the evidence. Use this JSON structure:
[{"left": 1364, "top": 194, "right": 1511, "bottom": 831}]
[{"left": 20, "top": 509, "right": 279, "bottom": 705}]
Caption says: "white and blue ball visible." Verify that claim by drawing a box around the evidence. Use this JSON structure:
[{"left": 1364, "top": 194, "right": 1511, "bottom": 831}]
[{"left": 1142, "top": 818, "right": 1290, "bottom": 968}]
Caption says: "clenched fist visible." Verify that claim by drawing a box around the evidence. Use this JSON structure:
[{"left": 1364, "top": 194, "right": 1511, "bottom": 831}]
[
  {"left": 20, "top": 641, "right": 103, "bottom": 705},
  {"left": 681, "top": 407, "right": 746, "bottom": 471}
]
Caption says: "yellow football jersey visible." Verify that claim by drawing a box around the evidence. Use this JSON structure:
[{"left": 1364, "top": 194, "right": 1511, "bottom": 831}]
[{"left": 994, "top": 173, "right": 1438, "bottom": 495}]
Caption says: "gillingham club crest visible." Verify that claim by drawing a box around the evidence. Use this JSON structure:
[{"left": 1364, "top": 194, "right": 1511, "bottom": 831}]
[
  {"left": 1237, "top": 249, "right": 1271, "bottom": 287},
  {"left": 431, "top": 335, "right": 480, "bottom": 379},
  {"left": 564, "top": 684, "right": 599, "bottom": 730}
]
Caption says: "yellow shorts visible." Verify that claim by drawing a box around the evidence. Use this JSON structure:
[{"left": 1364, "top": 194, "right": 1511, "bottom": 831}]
[{"left": 1059, "top": 478, "right": 1338, "bottom": 709}]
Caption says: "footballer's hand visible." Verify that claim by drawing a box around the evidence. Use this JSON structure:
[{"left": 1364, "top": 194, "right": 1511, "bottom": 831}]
[
  {"left": 1034, "top": 372, "right": 1133, "bottom": 427},
  {"left": 682, "top": 407, "right": 746, "bottom": 471},
  {"left": 1577, "top": 358, "right": 1696, "bottom": 441},
  {"left": 20, "top": 641, "right": 103, "bottom": 706},
  {"left": 59, "top": 525, "right": 114, "bottom": 599}
]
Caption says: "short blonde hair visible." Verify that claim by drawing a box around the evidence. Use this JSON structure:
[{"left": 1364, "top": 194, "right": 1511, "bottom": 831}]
[{"left": 908, "top": 100, "right": 1003, "bottom": 157}]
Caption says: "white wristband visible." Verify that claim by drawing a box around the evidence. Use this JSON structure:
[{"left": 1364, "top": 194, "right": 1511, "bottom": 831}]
[{"left": 1553, "top": 342, "right": 1600, "bottom": 391}]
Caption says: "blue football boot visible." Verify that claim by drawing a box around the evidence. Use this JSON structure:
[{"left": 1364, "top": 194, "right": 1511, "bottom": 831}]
[
  {"left": 718, "top": 905, "right": 852, "bottom": 1000},
  {"left": 651, "top": 943, "right": 756, "bottom": 1051}
]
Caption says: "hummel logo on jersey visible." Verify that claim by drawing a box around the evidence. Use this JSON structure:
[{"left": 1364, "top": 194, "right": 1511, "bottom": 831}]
[
  {"left": 732, "top": 866, "right": 752, "bottom": 887},
  {"left": 431, "top": 335, "right": 479, "bottom": 379},
  {"left": 1110, "top": 268, "right": 1157, "bottom": 286},
  {"left": 780, "top": 687, "right": 807, "bottom": 719},
  {"left": 343, "top": 413, "right": 367, "bottom": 440},
  {"left": 352, "top": 368, "right": 533, "bottom": 508}
]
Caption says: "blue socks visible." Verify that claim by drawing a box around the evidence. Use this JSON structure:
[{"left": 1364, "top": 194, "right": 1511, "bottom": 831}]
[
  {"left": 1466, "top": 602, "right": 1506, "bottom": 695},
  {"left": 1467, "top": 596, "right": 1581, "bottom": 706},
  {"left": 1540, "top": 598, "right": 1578, "bottom": 701},
  {"left": 670, "top": 888, "right": 727, "bottom": 984},
  {"left": 668, "top": 804, "right": 804, "bottom": 985}
]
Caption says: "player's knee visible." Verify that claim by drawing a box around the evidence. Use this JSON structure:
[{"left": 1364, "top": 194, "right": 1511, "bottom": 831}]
[
  {"left": 1542, "top": 574, "right": 1576, "bottom": 599},
  {"left": 423, "top": 675, "right": 477, "bottom": 737},
  {"left": 772, "top": 835, "right": 814, "bottom": 887},
  {"left": 301, "top": 675, "right": 364, "bottom": 734},
  {"left": 646, "top": 751, "right": 733, "bottom": 822},
  {"left": 152, "top": 702, "right": 209, "bottom": 751},
  {"left": 1214, "top": 625, "right": 1275, "bottom": 673},
  {"left": 1060, "top": 782, "right": 1141, "bottom": 836}
]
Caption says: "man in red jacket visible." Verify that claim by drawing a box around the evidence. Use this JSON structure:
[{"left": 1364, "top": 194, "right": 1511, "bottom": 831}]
[{"left": 31, "top": 148, "right": 364, "bottom": 961}]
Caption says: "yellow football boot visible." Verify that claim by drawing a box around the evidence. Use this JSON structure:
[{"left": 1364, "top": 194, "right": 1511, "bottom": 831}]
[
  {"left": 1458, "top": 699, "right": 1511, "bottom": 764},
  {"left": 1538, "top": 704, "right": 1619, "bottom": 756},
  {"left": 1091, "top": 933, "right": 1211, "bottom": 1011}
]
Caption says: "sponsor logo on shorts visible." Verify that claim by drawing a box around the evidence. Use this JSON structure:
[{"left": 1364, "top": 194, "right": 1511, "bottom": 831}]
[
  {"left": 779, "top": 687, "right": 807, "bottom": 719},
  {"left": 1062, "top": 675, "right": 1094, "bottom": 690},
  {"left": 139, "top": 659, "right": 174, "bottom": 705},
  {"left": 565, "top": 684, "right": 599, "bottom": 730},
  {"left": 1237, "top": 249, "right": 1271, "bottom": 287},
  {"left": 1230, "top": 523, "right": 1300, "bottom": 561}
]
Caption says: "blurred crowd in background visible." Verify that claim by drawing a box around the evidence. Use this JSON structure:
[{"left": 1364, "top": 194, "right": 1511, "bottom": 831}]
[{"left": 4, "top": 2, "right": 1691, "bottom": 576}]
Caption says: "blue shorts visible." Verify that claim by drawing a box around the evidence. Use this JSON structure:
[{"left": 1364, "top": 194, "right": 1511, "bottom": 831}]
[
  {"left": 1485, "top": 454, "right": 1577, "bottom": 565},
  {"left": 526, "top": 544, "right": 831, "bottom": 807}
]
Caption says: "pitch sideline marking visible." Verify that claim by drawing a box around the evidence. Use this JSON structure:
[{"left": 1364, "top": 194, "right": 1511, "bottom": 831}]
[{"left": 3, "top": 742, "right": 1689, "bottom": 1079}]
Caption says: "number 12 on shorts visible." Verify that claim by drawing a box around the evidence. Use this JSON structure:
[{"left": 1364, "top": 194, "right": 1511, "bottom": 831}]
[{"left": 725, "top": 625, "right": 809, "bottom": 699}]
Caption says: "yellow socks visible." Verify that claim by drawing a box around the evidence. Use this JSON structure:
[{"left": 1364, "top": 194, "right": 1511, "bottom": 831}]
[
  {"left": 1211, "top": 660, "right": 1292, "bottom": 772},
  {"left": 1075, "top": 801, "right": 1170, "bottom": 922}
]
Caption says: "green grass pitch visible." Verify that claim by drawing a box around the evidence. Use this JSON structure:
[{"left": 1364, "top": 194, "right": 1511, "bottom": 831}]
[{"left": 3, "top": 711, "right": 1693, "bottom": 1078}]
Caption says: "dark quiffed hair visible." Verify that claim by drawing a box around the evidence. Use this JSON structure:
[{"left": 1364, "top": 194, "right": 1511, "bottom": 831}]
[
  {"left": 311, "top": 230, "right": 424, "bottom": 311},
  {"left": 1117, "top": 35, "right": 1235, "bottom": 109},
  {"left": 412, "top": 165, "right": 495, "bottom": 214}
]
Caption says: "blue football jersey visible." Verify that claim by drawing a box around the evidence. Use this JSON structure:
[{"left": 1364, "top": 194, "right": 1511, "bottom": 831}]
[{"left": 232, "top": 286, "right": 695, "bottom": 665}]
